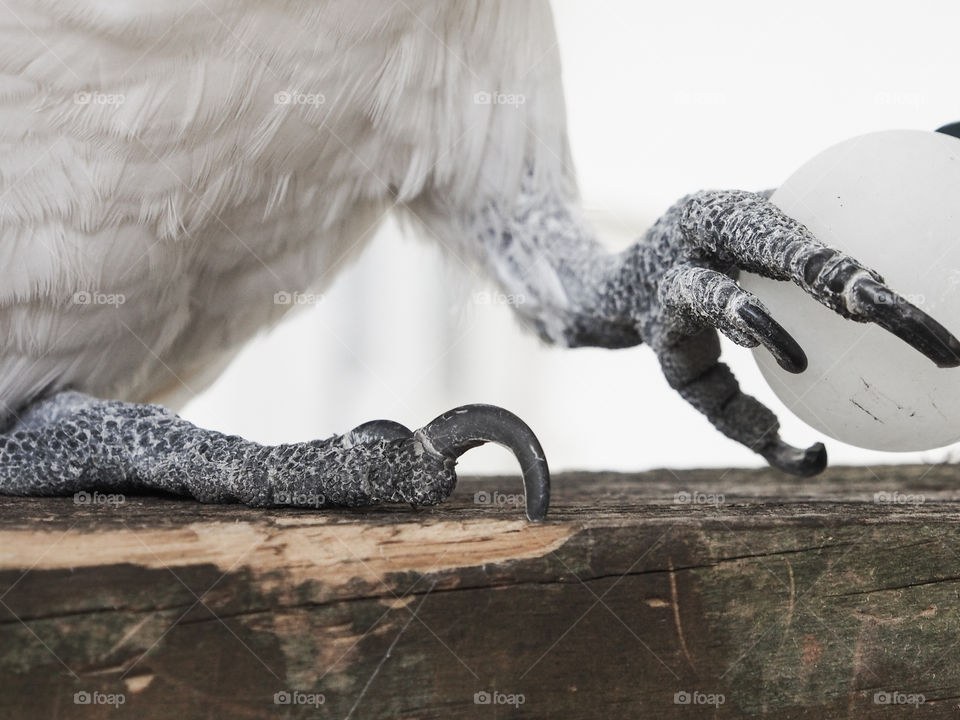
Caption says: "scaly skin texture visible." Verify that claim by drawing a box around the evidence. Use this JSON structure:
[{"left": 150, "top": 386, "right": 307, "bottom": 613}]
[
  {"left": 457, "top": 173, "right": 957, "bottom": 475},
  {"left": 2, "top": 177, "right": 957, "bottom": 508},
  {"left": 4, "top": 3, "right": 960, "bottom": 519},
  {"left": 0, "top": 391, "right": 456, "bottom": 507}
]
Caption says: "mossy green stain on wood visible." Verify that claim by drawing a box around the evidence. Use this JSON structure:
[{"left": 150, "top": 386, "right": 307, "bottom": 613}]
[{"left": 1, "top": 466, "right": 960, "bottom": 718}]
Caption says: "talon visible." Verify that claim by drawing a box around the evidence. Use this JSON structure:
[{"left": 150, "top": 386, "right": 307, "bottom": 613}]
[
  {"left": 418, "top": 404, "right": 550, "bottom": 521},
  {"left": 759, "top": 440, "right": 827, "bottom": 477},
  {"left": 738, "top": 303, "right": 808, "bottom": 373},
  {"left": 851, "top": 277, "right": 960, "bottom": 368}
]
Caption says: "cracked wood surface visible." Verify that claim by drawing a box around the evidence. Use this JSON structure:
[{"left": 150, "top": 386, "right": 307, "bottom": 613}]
[{"left": 1, "top": 464, "right": 959, "bottom": 718}]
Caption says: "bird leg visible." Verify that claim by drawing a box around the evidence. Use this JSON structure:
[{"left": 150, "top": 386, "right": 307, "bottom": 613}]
[
  {"left": 0, "top": 391, "right": 549, "bottom": 520},
  {"left": 442, "top": 173, "right": 960, "bottom": 475}
]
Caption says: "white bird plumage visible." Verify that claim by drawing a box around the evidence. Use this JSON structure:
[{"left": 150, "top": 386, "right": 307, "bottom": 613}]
[
  {"left": 0, "top": 0, "right": 572, "bottom": 423},
  {"left": 5, "top": 1, "right": 954, "bottom": 496}
]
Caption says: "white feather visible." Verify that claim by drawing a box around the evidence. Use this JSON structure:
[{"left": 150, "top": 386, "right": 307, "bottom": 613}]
[{"left": 0, "top": 0, "right": 573, "bottom": 422}]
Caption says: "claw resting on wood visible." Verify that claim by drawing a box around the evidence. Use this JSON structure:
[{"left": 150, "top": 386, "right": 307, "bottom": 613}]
[{"left": 419, "top": 404, "right": 551, "bottom": 522}]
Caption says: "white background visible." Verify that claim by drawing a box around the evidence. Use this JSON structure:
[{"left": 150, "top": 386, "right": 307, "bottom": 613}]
[{"left": 183, "top": 0, "right": 960, "bottom": 475}]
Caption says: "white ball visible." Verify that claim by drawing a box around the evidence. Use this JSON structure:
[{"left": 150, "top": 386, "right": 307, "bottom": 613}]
[{"left": 740, "top": 130, "right": 960, "bottom": 451}]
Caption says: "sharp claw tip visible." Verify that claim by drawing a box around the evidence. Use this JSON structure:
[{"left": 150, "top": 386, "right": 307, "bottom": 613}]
[
  {"left": 739, "top": 303, "right": 807, "bottom": 374},
  {"left": 805, "top": 442, "right": 828, "bottom": 474},
  {"left": 853, "top": 278, "right": 960, "bottom": 368},
  {"left": 526, "top": 509, "right": 547, "bottom": 523},
  {"left": 763, "top": 440, "right": 827, "bottom": 477},
  {"left": 777, "top": 352, "right": 808, "bottom": 374},
  {"left": 423, "top": 404, "right": 551, "bottom": 521},
  {"left": 933, "top": 337, "right": 960, "bottom": 368}
]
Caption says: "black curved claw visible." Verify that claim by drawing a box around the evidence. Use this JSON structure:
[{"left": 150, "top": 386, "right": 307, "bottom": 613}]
[
  {"left": 419, "top": 404, "right": 550, "bottom": 522},
  {"left": 759, "top": 440, "right": 827, "bottom": 477},
  {"left": 738, "top": 303, "right": 808, "bottom": 373},
  {"left": 852, "top": 277, "right": 960, "bottom": 368}
]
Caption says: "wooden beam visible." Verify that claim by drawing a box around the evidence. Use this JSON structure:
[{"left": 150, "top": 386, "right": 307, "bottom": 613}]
[{"left": 1, "top": 464, "right": 958, "bottom": 718}]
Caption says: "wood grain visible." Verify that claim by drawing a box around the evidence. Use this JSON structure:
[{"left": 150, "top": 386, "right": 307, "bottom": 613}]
[{"left": 1, "top": 464, "right": 959, "bottom": 718}]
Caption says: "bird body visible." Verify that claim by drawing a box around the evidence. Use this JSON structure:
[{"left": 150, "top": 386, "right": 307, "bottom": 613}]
[
  {"left": 0, "top": 0, "right": 568, "bottom": 422},
  {"left": 2, "top": 1, "right": 956, "bottom": 514}
]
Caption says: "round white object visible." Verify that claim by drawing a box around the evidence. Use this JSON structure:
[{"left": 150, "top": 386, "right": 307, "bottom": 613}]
[{"left": 740, "top": 130, "right": 960, "bottom": 451}]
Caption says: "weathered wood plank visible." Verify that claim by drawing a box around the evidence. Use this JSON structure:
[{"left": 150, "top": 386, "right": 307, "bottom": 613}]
[{"left": 1, "top": 464, "right": 959, "bottom": 718}]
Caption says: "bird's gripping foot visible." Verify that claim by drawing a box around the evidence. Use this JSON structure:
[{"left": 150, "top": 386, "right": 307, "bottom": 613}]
[
  {"left": 596, "top": 190, "right": 960, "bottom": 475},
  {"left": 0, "top": 392, "right": 550, "bottom": 520}
]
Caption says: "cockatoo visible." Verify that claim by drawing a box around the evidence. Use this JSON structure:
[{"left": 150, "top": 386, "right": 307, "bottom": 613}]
[{"left": 1, "top": 1, "right": 958, "bottom": 521}]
